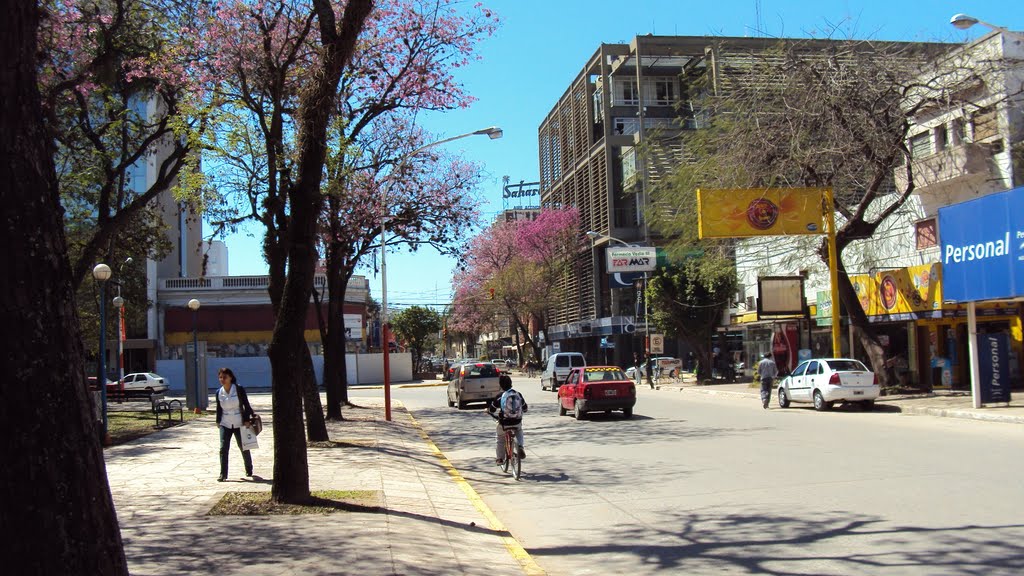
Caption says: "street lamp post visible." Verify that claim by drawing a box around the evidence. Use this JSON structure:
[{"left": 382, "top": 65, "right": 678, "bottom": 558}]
[
  {"left": 112, "top": 257, "right": 132, "bottom": 402},
  {"left": 950, "top": 14, "right": 1024, "bottom": 40},
  {"left": 187, "top": 298, "right": 201, "bottom": 413},
  {"left": 92, "top": 263, "right": 112, "bottom": 445},
  {"left": 585, "top": 231, "right": 652, "bottom": 386},
  {"left": 379, "top": 126, "right": 502, "bottom": 421}
]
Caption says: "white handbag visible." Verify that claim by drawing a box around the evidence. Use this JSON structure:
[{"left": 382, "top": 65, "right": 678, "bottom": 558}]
[{"left": 240, "top": 425, "right": 259, "bottom": 451}]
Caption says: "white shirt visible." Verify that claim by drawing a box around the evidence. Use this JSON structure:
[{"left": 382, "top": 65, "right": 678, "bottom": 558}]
[{"left": 218, "top": 385, "right": 244, "bottom": 429}]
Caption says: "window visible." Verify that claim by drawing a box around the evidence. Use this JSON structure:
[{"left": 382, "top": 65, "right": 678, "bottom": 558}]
[
  {"left": 934, "top": 125, "right": 948, "bottom": 151},
  {"left": 972, "top": 106, "right": 997, "bottom": 141},
  {"left": 909, "top": 132, "right": 931, "bottom": 158},
  {"left": 616, "top": 80, "right": 639, "bottom": 105},
  {"left": 653, "top": 79, "right": 676, "bottom": 105},
  {"left": 915, "top": 218, "right": 937, "bottom": 250},
  {"left": 951, "top": 118, "right": 966, "bottom": 145}
]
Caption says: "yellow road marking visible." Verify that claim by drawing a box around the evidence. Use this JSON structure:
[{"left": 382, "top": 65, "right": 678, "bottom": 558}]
[{"left": 406, "top": 413, "right": 546, "bottom": 576}]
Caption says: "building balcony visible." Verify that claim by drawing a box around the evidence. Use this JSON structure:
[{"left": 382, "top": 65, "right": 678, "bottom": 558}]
[{"left": 895, "top": 142, "right": 994, "bottom": 193}]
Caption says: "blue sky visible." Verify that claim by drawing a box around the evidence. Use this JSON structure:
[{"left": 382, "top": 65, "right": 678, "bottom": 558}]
[{"left": 220, "top": 0, "right": 1023, "bottom": 310}]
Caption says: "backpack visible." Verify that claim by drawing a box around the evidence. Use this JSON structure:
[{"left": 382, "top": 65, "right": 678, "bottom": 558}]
[{"left": 502, "top": 390, "right": 524, "bottom": 420}]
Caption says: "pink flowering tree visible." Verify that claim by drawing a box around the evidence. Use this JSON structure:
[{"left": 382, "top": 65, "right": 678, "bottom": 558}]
[
  {"left": 205, "top": 0, "right": 498, "bottom": 425},
  {"left": 451, "top": 208, "right": 580, "bottom": 362},
  {"left": 318, "top": 115, "right": 485, "bottom": 417},
  {"left": 38, "top": 0, "right": 223, "bottom": 289}
]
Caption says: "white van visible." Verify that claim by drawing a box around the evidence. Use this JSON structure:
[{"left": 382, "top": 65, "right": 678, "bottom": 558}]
[{"left": 541, "top": 352, "right": 586, "bottom": 391}]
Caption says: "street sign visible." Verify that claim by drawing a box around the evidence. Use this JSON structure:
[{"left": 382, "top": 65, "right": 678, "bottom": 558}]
[
  {"left": 607, "top": 247, "right": 657, "bottom": 273},
  {"left": 650, "top": 334, "right": 664, "bottom": 354}
]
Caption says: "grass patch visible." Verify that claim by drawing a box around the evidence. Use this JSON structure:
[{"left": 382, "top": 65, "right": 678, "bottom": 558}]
[
  {"left": 106, "top": 408, "right": 203, "bottom": 446},
  {"left": 209, "top": 490, "right": 383, "bottom": 515}
]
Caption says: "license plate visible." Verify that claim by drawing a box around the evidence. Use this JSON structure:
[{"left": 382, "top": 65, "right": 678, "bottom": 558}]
[
  {"left": 604, "top": 389, "right": 618, "bottom": 396},
  {"left": 853, "top": 390, "right": 863, "bottom": 395}
]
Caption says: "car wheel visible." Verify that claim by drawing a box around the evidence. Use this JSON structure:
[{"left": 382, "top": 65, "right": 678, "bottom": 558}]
[
  {"left": 573, "top": 400, "right": 586, "bottom": 420},
  {"left": 541, "top": 379, "right": 548, "bottom": 391},
  {"left": 778, "top": 388, "right": 790, "bottom": 408},
  {"left": 558, "top": 402, "right": 567, "bottom": 416},
  {"left": 861, "top": 400, "right": 875, "bottom": 411},
  {"left": 447, "top": 394, "right": 454, "bottom": 408},
  {"left": 622, "top": 406, "right": 633, "bottom": 418},
  {"left": 456, "top": 392, "right": 466, "bottom": 410},
  {"left": 813, "top": 390, "right": 832, "bottom": 411}
]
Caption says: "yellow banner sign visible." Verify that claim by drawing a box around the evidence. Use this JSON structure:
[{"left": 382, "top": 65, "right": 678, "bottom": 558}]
[
  {"left": 697, "top": 188, "right": 826, "bottom": 238},
  {"left": 850, "top": 263, "right": 943, "bottom": 317}
]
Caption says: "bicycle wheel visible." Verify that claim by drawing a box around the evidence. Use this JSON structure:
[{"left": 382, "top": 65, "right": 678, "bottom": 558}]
[
  {"left": 501, "top": 432, "right": 512, "bottom": 473},
  {"left": 510, "top": 452, "right": 521, "bottom": 480}
]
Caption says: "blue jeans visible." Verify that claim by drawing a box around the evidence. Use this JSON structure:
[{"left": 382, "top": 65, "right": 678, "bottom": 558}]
[
  {"left": 496, "top": 423, "right": 524, "bottom": 460},
  {"left": 219, "top": 425, "right": 253, "bottom": 478}
]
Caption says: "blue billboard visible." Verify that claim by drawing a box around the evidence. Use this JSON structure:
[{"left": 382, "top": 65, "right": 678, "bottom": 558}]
[{"left": 938, "top": 186, "right": 1024, "bottom": 302}]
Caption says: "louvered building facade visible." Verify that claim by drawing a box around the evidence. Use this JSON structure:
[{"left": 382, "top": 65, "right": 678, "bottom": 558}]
[{"left": 538, "top": 35, "right": 789, "bottom": 365}]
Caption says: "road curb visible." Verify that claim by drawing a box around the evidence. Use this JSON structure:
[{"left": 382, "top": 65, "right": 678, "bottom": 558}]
[
  {"left": 668, "top": 385, "right": 1024, "bottom": 424},
  {"left": 405, "top": 412, "right": 546, "bottom": 576}
]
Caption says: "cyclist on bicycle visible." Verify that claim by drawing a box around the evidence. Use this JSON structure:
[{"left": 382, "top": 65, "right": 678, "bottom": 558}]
[{"left": 487, "top": 374, "right": 528, "bottom": 465}]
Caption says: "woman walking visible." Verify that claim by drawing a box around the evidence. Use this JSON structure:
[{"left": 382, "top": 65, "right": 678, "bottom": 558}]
[{"left": 215, "top": 367, "right": 254, "bottom": 481}]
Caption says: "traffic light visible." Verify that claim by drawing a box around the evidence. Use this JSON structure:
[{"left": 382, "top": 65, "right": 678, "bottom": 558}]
[{"left": 488, "top": 287, "right": 495, "bottom": 300}]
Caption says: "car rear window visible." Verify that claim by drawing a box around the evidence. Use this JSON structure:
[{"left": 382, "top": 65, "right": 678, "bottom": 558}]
[
  {"left": 583, "top": 369, "right": 626, "bottom": 381},
  {"left": 828, "top": 360, "right": 868, "bottom": 372},
  {"left": 570, "top": 355, "right": 585, "bottom": 367},
  {"left": 463, "top": 363, "right": 498, "bottom": 378}
]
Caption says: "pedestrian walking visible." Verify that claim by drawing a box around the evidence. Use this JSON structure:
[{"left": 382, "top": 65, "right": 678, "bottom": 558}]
[
  {"left": 756, "top": 353, "right": 778, "bottom": 409},
  {"left": 633, "top": 352, "right": 643, "bottom": 386},
  {"left": 215, "top": 367, "right": 255, "bottom": 481}
]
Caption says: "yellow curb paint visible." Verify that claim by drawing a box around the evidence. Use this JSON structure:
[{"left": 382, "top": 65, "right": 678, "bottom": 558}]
[{"left": 406, "top": 412, "right": 546, "bottom": 576}]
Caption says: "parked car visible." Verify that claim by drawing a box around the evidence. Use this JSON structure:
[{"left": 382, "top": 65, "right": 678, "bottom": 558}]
[
  {"left": 776, "top": 358, "right": 879, "bottom": 411},
  {"left": 447, "top": 362, "right": 502, "bottom": 409},
  {"left": 540, "top": 352, "right": 586, "bottom": 391},
  {"left": 117, "top": 372, "right": 170, "bottom": 395},
  {"left": 87, "top": 376, "right": 116, "bottom": 391},
  {"left": 624, "top": 357, "right": 683, "bottom": 380},
  {"left": 557, "top": 366, "right": 636, "bottom": 419}
]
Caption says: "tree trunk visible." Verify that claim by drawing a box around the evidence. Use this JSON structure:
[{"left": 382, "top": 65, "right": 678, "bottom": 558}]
[
  {"left": 268, "top": 0, "right": 373, "bottom": 504},
  {"left": 322, "top": 208, "right": 346, "bottom": 419},
  {"left": 821, "top": 239, "right": 889, "bottom": 386},
  {"left": 301, "top": 346, "right": 328, "bottom": 440},
  {"left": 1, "top": 3, "right": 128, "bottom": 571}
]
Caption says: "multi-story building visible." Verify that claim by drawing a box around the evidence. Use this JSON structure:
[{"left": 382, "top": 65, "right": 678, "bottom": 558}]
[{"left": 538, "top": 35, "right": 931, "bottom": 367}]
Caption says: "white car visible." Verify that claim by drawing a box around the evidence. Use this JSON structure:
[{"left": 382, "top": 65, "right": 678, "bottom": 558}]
[
  {"left": 624, "top": 357, "right": 683, "bottom": 380},
  {"left": 776, "top": 358, "right": 879, "bottom": 411},
  {"left": 116, "top": 372, "right": 170, "bottom": 395}
]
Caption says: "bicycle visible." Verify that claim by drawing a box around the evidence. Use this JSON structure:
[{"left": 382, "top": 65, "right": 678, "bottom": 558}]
[{"left": 489, "top": 412, "right": 522, "bottom": 480}]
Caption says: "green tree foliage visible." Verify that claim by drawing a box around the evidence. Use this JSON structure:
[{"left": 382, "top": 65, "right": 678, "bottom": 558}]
[
  {"left": 390, "top": 306, "right": 442, "bottom": 372},
  {"left": 647, "top": 254, "right": 736, "bottom": 380}
]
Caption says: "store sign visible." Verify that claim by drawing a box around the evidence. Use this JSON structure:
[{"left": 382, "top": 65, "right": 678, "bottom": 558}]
[
  {"left": 607, "top": 247, "right": 657, "bottom": 273},
  {"left": 939, "top": 186, "right": 1024, "bottom": 302},
  {"left": 978, "top": 333, "right": 1012, "bottom": 403},
  {"left": 609, "top": 271, "right": 644, "bottom": 289}
]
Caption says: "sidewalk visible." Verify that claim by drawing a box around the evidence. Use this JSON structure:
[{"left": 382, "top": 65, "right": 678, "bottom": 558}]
[
  {"left": 653, "top": 375, "right": 1024, "bottom": 424},
  {"left": 104, "top": 396, "right": 542, "bottom": 576}
]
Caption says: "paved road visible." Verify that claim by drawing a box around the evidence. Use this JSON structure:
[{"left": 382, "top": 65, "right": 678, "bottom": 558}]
[{"left": 396, "top": 375, "right": 1024, "bottom": 575}]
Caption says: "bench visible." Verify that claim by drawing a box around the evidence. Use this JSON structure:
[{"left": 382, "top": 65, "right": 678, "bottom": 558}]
[{"left": 151, "top": 395, "right": 184, "bottom": 427}]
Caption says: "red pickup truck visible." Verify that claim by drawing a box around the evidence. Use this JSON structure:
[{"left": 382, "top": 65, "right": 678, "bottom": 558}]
[{"left": 557, "top": 366, "right": 636, "bottom": 420}]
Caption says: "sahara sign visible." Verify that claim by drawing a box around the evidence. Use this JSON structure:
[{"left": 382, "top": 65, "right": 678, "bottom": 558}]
[
  {"left": 938, "top": 186, "right": 1024, "bottom": 302},
  {"left": 696, "top": 188, "right": 826, "bottom": 239},
  {"left": 606, "top": 247, "right": 657, "bottom": 273}
]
